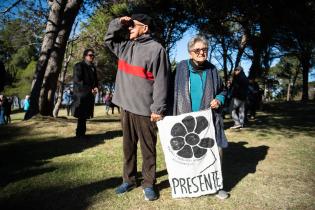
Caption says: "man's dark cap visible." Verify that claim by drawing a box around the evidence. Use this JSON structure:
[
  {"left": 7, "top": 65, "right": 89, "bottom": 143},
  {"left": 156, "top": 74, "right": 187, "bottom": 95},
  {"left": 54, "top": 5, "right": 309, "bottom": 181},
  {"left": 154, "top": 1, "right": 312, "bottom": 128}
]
[{"left": 131, "top": 13, "right": 153, "bottom": 29}]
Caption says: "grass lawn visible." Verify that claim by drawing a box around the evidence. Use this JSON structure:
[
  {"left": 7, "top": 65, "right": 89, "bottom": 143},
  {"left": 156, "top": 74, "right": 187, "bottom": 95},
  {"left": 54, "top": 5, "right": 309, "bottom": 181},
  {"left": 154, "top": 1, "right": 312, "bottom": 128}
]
[{"left": 0, "top": 102, "right": 314, "bottom": 210}]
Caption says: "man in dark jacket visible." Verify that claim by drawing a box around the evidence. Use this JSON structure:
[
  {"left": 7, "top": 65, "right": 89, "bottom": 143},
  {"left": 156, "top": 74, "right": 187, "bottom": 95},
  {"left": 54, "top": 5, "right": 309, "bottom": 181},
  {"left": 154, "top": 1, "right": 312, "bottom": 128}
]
[
  {"left": 72, "top": 49, "right": 98, "bottom": 137},
  {"left": 230, "top": 66, "right": 249, "bottom": 129},
  {"left": 105, "top": 14, "right": 170, "bottom": 201},
  {"left": 247, "top": 78, "right": 261, "bottom": 120}
]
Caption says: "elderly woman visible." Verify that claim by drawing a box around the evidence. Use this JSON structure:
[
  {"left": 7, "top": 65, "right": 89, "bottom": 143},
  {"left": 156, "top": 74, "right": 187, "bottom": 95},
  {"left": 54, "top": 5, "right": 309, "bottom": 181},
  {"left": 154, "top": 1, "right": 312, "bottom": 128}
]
[{"left": 170, "top": 35, "right": 229, "bottom": 199}]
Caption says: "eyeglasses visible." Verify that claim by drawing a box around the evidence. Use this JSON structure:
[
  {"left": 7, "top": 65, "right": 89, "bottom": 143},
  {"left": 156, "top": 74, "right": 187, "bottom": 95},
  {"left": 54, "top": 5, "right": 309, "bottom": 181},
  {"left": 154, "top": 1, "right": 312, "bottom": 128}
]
[
  {"left": 191, "top": 48, "right": 208, "bottom": 54},
  {"left": 87, "top": 54, "right": 95, "bottom": 57},
  {"left": 129, "top": 21, "right": 147, "bottom": 29}
]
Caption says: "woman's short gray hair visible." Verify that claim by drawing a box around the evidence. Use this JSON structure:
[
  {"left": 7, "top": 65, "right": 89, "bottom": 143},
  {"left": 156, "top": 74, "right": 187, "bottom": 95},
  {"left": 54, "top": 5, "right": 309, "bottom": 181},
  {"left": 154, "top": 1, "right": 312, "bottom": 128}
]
[{"left": 187, "top": 35, "right": 209, "bottom": 52}]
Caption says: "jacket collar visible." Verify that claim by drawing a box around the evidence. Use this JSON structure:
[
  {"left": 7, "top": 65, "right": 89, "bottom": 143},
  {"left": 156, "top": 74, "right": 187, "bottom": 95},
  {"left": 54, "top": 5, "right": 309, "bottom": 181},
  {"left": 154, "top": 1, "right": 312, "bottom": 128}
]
[
  {"left": 84, "top": 60, "right": 93, "bottom": 66},
  {"left": 188, "top": 59, "right": 212, "bottom": 72},
  {"left": 135, "top": 33, "right": 153, "bottom": 43}
]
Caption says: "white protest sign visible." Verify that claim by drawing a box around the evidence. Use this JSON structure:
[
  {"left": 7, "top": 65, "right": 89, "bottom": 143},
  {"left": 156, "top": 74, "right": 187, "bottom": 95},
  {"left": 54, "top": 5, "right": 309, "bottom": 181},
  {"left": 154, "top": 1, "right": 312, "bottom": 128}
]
[{"left": 157, "top": 109, "right": 223, "bottom": 198}]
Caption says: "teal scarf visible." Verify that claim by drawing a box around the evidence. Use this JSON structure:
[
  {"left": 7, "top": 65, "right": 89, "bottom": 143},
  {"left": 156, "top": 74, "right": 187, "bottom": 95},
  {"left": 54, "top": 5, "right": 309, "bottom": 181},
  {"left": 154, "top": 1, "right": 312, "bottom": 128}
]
[{"left": 188, "top": 60, "right": 207, "bottom": 112}]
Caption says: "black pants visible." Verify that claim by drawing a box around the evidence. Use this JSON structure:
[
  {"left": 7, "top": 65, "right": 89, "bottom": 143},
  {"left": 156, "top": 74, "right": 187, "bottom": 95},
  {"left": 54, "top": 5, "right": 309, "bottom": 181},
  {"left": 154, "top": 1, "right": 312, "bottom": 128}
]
[
  {"left": 121, "top": 110, "right": 157, "bottom": 188},
  {"left": 66, "top": 105, "right": 71, "bottom": 116},
  {"left": 76, "top": 117, "right": 87, "bottom": 137}
]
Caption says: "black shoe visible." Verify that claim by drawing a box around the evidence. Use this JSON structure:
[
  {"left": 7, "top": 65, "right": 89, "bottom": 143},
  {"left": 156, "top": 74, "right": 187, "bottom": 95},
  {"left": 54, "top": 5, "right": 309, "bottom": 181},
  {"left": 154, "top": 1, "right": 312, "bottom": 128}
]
[{"left": 75, "top": 133, "right": 86, "bottom": 140}]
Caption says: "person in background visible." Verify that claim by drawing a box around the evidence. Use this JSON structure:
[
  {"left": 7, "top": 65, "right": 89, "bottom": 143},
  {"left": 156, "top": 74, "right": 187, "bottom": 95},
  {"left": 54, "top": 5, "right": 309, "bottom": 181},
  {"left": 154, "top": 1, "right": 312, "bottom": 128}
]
[
  {"left": 71, "top": 49, "right": 98, "bottom": 138},
  {"left": 23, "top": 95, "right": 30, "bottom": 112},
  {"left": 3, "top": 96, "right": 12, "bottom": 124},
  {"left": 0, "top": 95, "right": 5, "bottom": 125},
  {"left": 110, "top": 102, "right": 120, "bottom": 114},
  {"left": 230, "top": 66, "right": 249, "bottom": 129},
  {"left": 63, "top": 88, "right": 73, "bottom": 116},
  {"left": 222, "top": 79, "right": 232, "bottom": 119},
  {"left": 247, "top": 77, "right": 261, "bottom": 120},
  {"left": 105, "top": 13, "right": 170, "bottom": 201},
  {"left": 169, "top": 35, "right": 229, "bottom": 200},
  {"left": 103, "top": 91, "right": 112, "bottom": 115},
  {"left": 12, "top": 95, "right": 19, "bottom": 109}
]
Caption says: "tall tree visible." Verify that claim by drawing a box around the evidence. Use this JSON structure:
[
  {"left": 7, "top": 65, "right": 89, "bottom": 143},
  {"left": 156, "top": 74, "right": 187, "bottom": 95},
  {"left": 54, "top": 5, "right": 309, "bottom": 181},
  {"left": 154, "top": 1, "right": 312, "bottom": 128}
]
[
  {"left": 270, "top": 56, "right": 302, "bottom": 101},
  {"left": 25, "top": 0, "right": 83, "bottom": 119},
  {"left": 0, "top": 18, "right": 41, "bottom": 83},
  {"left": 275, "top": 1, "right": 315, "bottom": 101}
]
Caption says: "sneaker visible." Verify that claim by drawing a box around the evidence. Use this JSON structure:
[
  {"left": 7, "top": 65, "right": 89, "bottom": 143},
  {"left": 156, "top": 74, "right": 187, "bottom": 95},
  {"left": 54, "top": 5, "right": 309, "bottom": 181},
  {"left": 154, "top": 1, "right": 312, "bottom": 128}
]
[
  {"left": 215, "top": 190, "right": 229, "bottom": 200},
  {"left": 230, "top": 124, "right": 242, "bottom": 129},
  {"left": 115, "top": 182, "right": 136, "bottom": 194},
  {"left": 143, "top": 187, "right": 158, "bottom": 201}
]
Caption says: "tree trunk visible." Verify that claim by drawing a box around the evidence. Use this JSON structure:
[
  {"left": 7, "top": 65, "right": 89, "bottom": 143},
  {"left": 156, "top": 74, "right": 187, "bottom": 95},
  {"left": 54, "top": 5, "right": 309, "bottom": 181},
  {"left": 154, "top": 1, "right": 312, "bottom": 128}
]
[
  {"left": 52, "top": 48, "right": 72, "bottom": 118},
  {"left": 53, "top": 24, "right": 78, "bottom": 118},
  {"left": 221, "top": 37, "right": 228, "bottom": 83},
  {"left": 248, "top": 36, "right": 262, "bottom": 79},
  {"left": 286, "top": 79, "right": 291, "bottom": 101},
  {"left": 301, "top": 53, "right": 310, "bottom": 102},
  {"left": 25, "top": 1, "right": 67, "bottom": 120},
  {"left": 264, "top": 83, "right": 268, "bottom": 102},
  {"left": 248, "top": 21, "right": 271, "bottom": 80},
  {"left": 290, "top": 66, "right": 300, "bottom": 99},
  {"left": 25, "top": 0, "right": 82, "bottom": 119},
  {"left": 52, "top": 77, "right": 63, "bottom": 118},
  {"left": 53, "top": 55, "right": 71, "bottom": 117},
  {"left": 234, "top": 32, "right": 248, "bottom": 68}
]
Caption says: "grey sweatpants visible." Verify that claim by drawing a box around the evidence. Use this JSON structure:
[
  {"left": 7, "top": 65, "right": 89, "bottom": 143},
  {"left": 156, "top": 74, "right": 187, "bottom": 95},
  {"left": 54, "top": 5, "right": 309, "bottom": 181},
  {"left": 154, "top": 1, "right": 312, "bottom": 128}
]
[{"left": 231, "top": 98, "right": 246, "bottom": 126}]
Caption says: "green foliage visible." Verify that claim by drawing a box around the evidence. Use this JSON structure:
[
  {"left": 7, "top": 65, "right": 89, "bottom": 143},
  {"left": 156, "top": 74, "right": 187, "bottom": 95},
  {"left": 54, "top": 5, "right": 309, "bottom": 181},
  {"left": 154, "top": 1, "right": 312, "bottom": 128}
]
[
  {"left": 0, "top": 19, "right": 39, "bottom": 60},
  {"left": 0, "top": 17, "right": 40, "bottom": 85},
  {"left": 170, "top": 59, "right": 177, "bottom": 72},
  {"left": 10, "top": 46, "right": 36, "bottom": 69},
  {"left": 71, "top": 3, "right": 130, "bottom": 85},
  {"left": 110, "top": 2, "right": 129, "bottom": 16},
  {"left": 269, "top": 56, "right": 302, "bottom": 99},
  {"left": 4, "top": 60, "right": 36, "bottom": 98},
  {"left": 127, "top": 0, "right": 194, "bottom": 53}
]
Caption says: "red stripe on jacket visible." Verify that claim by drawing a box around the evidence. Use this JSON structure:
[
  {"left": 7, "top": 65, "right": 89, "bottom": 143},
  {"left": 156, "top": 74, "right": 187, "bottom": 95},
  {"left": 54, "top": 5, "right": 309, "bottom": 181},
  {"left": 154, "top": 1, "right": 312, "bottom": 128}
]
[{"left": 118, "top": 59, "right": 154, "bottom": 81}]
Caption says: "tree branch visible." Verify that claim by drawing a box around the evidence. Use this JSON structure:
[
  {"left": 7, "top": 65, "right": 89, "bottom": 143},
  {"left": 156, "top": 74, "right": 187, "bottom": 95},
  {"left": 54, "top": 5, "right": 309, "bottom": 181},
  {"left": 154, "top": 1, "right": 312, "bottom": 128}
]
[{"left": 0, "top": 0, "right": 24, "bottom": 14}]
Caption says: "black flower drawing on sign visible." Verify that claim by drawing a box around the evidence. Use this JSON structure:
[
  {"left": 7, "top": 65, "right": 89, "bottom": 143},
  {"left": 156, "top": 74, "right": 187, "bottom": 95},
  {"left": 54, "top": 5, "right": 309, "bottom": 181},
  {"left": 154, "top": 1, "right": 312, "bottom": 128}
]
[{"left": 170, "top": 115, "right": 215, "bottom": 158}]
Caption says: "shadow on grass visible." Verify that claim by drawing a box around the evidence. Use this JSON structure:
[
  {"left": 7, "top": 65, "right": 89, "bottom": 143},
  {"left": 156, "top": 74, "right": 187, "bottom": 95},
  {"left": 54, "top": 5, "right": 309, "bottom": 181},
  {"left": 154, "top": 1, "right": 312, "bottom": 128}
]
[
  {"left": 222, "top": 141, "right": 269, "bottom": 192},
  {"left": 0, "top": 123, "right": 34, "bottom": 142},
  {"left": 156, "top": 142, "right": 269, "bottom": 193},
  {"left": 91, "top": 118, "right": 121, "bottom": 123},
  {"left": 131, "top": 169, "right": 168, "bottom": 187},
  {"left": 0, "top": 177, "right": 122, "bottom": 210},
  {"left": 0, "top": 130, "right": 122, "bottom": 187},
  {"left": 224, "top": 101, "right": 315, "bottom": 137},
  {"left": 157, "top": 179, "right": 170, "bottom": 192}
]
